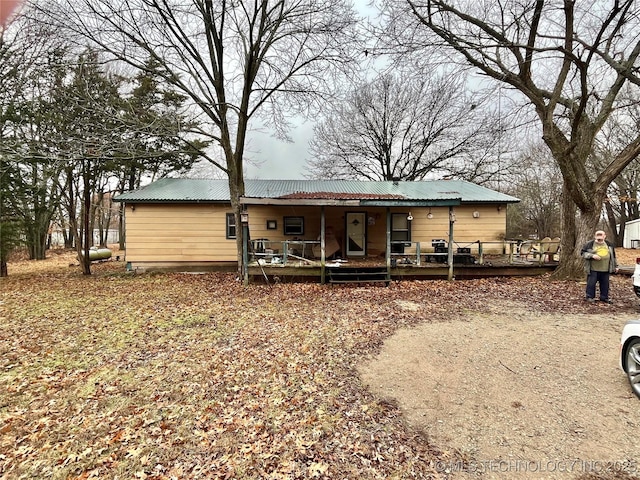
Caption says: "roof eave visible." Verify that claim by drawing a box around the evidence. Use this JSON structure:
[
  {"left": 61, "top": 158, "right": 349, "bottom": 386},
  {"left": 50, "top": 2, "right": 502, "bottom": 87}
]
[
  {"left": 464, "top": 199, "right": 520, "bottom": 204},
  {"left": 112, "top": 199, "right": 229, "bottom": 204},
  {"left": 240, "top": 197, "right": 463, "bottom": 207},
  {"left": 360, "top": 199, "right": 461, "bottom": 207}
]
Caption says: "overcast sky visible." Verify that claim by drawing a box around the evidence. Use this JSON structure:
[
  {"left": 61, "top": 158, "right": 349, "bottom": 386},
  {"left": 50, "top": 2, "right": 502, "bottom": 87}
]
[
  {"left": 242, "top": 0, "right": 378, "bottom": 181},
  {"left": 243, "top": 120, "right": 315, "bottom": 180}
]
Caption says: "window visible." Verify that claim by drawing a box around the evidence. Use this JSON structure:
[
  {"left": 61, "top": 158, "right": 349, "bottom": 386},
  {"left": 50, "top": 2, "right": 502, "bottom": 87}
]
[
  {"left": 391, "top": 213, "right": 411, "bottom": 242},
  {"left": 226, "top": 213, "right": 236, "bottom": 239},
  {"left": 283, "top": 216, "right": 304, "bottom": 235},
  {"left": 391, "top": 213, "right": 411, "bottom": 253}
]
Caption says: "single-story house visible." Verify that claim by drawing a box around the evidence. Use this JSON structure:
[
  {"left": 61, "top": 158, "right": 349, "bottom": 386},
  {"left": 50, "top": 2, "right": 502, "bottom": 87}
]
[{"left": 114, "top": 178, "right": 520, "bottom": 280}]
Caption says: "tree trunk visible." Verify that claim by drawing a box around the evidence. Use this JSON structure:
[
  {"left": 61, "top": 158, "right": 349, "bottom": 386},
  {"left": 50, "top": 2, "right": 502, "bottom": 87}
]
[
  {"left": 118, "top": 202, "right": 125, "bottom": 250},
  {"left": 0, "top": 259, "right": 7, "bottom": 277},
  {"left": 553, "top": 186, "right": 602, "bottom": 279},
  {"left": 605, "top": 201, "right": 623, "bottom": 247},
  {"left": 26, "top": 224, "right": 48, "bottom": 261},
  {"left": 71, "top": 160, "right": 93, "bottom": 275},
  {"left": 36, "top": 228, "right": 47, "bottom": 260},
  {"left": 229, "top": 173, "right": 245, "bottom": 282},
  {"left": 100, "top": 194, "right": 113, "bottom": 248},
  {"left": 117, "top": 168, "right": 137, "bottom": 251},
  {"left": 66, "top": 170, "right": 77, "bottom": 249},
  {"left": 64, "top": 227, "right": 73, "bottom": 248},
  {"left": 81, "top": 160, "right": 92, "bottom": 275}
]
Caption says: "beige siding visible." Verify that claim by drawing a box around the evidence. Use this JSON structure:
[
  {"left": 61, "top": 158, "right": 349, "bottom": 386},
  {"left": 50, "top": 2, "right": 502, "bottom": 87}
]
[
  {"left": 246, "top": 206, "right": 322, "bottom": 242},
  {"left": 408, "top": 205, "right": 508, "bottom": 254},
  {"left": 125, "top": 204, "right": 236, "bottom": 262},
  {"left": 245, "top": 204, "right": 509, "bottom": 256},
  {"left": 124, "top": 202, "right": 510, "bottom": 265}
]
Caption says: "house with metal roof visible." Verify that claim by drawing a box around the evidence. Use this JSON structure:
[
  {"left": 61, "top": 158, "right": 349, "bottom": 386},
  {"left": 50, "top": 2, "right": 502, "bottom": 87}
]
[{"left": 115, "top": 178, "right": 521, "bottom": 282}]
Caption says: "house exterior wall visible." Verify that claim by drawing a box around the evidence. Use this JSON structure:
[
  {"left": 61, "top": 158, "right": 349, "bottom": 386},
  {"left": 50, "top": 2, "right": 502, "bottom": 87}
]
[
  {"left": 398, "top": 204, "right": 507, "bottom": 255},
  {"left": 123, "top": 202, "right": 509, "bottom": 268},
  {"left": 124, "top": 203, "right": 237, "bottom": 264},
  {"left": 246, "top": 204, "right": 507, "bottom": 256},
  {"left": 246, "top": 205, "right": 322, "bottom": 244}
]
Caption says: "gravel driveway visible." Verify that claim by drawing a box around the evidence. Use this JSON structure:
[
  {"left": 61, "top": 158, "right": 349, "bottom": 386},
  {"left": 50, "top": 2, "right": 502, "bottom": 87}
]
[{"left": 358, "top": 299, "right": 639, "bottom": 480}]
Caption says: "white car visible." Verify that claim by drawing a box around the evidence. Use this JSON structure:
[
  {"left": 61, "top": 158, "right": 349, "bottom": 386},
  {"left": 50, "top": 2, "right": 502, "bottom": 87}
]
[
  {"left": 620, "top": 320, "right": 640, "bottom": 399},
  {"left": 622, "top": 261, "right": 640, "bottom": 398}
]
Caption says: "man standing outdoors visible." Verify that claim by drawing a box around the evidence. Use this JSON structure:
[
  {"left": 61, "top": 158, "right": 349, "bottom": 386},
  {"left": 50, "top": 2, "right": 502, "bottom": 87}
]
[{"left": 581, "top": 230, "right": 618, "bottom": 304}]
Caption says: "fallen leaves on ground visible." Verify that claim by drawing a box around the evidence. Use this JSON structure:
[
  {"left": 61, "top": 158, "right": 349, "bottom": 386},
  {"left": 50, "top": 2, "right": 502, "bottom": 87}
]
[{"left": 1, "top": 251, "right": 639, "bottom": 479}]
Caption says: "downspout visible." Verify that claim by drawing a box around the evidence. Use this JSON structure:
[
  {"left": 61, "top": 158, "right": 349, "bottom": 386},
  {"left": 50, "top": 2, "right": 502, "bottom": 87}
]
[{"left": 448, "top": 206, "right": 455, "bottom": 281}]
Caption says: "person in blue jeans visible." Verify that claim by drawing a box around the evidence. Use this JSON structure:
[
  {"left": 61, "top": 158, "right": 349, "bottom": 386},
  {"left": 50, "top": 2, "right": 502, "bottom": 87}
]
[{"left": 580, "top": 230, "right": 618, "bottom": 304}]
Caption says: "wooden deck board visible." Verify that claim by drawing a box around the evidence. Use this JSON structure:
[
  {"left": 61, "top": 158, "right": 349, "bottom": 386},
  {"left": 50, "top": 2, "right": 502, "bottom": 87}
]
[{"left": 248, "top": 255, "right": 558, "bottom": 281}]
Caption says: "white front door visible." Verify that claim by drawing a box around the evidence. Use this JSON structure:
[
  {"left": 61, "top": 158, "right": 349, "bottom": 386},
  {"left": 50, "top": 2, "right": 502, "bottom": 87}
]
[{"left": 346, "top": 212, "right": 366, "bottom": 256}]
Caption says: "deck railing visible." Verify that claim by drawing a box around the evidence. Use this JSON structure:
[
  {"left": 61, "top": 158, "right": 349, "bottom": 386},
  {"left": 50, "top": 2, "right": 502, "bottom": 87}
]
[
  {"left": 249, "top": 239, "right": 557, "bottom": 267},
  {"left": 390, "top": 240, "right": 555, "bottom": 265},
  {"left": 250, "top": 239, "right": 321, "bottom": 266}
]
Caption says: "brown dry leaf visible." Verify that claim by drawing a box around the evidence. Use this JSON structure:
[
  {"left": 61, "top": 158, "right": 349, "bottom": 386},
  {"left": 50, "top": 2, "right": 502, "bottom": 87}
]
[{"left": 1, "top": 248, "right": 639, "bottom": 479}]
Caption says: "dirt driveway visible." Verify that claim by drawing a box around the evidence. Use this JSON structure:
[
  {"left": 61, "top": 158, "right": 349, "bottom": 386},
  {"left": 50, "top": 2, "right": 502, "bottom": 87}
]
[{"left": 358, "top": 300, "right": 639, "bottom": 479}]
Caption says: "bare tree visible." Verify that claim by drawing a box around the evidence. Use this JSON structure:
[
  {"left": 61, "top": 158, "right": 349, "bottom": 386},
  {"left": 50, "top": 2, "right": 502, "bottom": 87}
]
[
  {"left": 595, "top": 86, "right": 640, "bottom": 244},
  {"left": 381, "top": 0, "right": 640, "bottom": 278},
  {"left": 307, "top": 71, "right": 504, "bottom": 182},
  {"left": 604, "top": 166, "right": 640, "bottom": 246},
  {"left": 29, "top": 0, "right": 361, "bottom": 279},
  {"left": 503, "top": 142, "right": 563, "bottom": 240}
]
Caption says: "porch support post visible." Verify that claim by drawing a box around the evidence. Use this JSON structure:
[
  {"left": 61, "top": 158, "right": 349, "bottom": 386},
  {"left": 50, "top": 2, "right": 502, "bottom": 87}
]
[
  {"left": 448, "top": 206, "right": 455, "bottom": 281},
  {"left": 242, "top": 220, "right": 249, "bottom": 285},
  {"left": 386, "top": 207, "right": 391, "bottom": 278},
  {"left": 320, "top": 206, "right": 326, "bottom": 284}
]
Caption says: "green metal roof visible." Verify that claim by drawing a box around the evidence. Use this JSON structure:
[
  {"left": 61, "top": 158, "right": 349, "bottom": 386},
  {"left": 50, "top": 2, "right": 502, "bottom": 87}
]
[
  {"left": 115, "top": 178, "right": 230, "bottom": 202},
  {"left": 113, "top": 178, "right": 519, "bottom": 204}
]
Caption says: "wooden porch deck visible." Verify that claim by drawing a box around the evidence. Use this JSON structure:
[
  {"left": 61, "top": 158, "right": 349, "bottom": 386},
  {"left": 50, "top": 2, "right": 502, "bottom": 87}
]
[{"left": 247, "top": 254, "right": 558, "bottom": 282}]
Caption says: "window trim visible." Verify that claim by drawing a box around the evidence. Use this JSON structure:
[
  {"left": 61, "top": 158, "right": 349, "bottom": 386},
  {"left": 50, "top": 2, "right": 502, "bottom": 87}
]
[
  {"left": 226, "top": 213, "right": 237, "bottom": 239},
  {"left": 283, "top": 216, "right": 304, "bottom": 236},
  {"left": 391, "top": 213, "right": 411, "bottom": 242}
]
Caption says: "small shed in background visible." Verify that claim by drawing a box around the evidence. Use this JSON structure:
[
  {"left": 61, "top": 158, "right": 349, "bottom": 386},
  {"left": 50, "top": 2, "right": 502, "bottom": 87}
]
[{"left": 622, "top": 218, "right": 640, "bottom": 249}]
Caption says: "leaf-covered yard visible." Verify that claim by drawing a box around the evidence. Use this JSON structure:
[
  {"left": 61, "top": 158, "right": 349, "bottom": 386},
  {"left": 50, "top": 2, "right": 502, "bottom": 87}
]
[{"left": 1, "top": 251, "right": 639, "bottom": 479}]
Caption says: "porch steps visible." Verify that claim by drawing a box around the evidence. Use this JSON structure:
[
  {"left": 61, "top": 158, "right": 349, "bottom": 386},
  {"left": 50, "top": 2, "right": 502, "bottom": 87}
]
[{"left": 327, "top": 267, "right": 390, "bottom": 286}]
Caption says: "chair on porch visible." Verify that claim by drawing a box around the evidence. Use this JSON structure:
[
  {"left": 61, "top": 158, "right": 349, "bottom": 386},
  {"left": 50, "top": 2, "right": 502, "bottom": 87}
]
[
  {"left": 530, "top": 237, "right": 550, "bottom": 261},
  {"left": 542, "top": 237, "right": 561, "bottom": 263},
  {"left": 534, "top": 237, "right": 560, "bottom": 263},
  {"left": 518, "top": 241, "right": 535, "bottom": 260}
]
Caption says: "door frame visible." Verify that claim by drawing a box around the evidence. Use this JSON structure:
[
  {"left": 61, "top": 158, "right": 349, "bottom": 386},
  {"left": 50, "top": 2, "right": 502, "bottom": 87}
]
[{"left": 345, "top": 211, "right": 367, "bottom": 257}]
